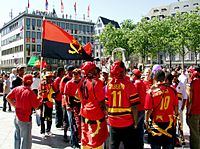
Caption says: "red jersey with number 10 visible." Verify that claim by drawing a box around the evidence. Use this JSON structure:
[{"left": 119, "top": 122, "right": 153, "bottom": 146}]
[
  {"left": 105, "top": 78, "right": 140, "bottom": 127},
  {"left": 145, "top": 83, "right": 178, "bottom": 122}
]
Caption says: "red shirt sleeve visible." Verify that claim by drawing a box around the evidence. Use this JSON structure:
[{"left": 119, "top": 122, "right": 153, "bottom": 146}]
[
  {"left": 31, "top": 91, "right": 40, "bottom": 109},
  {"left": 144, "top": 91, "right": 153, "bottom": 110},
  {"left": 6, "top": 88, "right": 16, "bottom": 101}
]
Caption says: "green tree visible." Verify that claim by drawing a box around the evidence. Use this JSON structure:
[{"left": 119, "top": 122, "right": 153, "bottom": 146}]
[{"left": 185, "top": 12, "right": 200, "bottom": 65}]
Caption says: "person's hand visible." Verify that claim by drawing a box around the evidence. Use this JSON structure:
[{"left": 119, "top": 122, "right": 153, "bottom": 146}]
[
  {"left": 144, "top": 121, "right": 149, "bottom": 130},
  {"left": 66, "top": 105, "right": 71, "bottom": 111}
]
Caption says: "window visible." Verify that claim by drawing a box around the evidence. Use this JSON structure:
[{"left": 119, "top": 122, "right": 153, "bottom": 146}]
[
  {"left": 26, "top": 31, "right": 30, "bottom": 38},
  {"left": 37, "top": 32, "right": 41, "bottom": 39},
  {"left": 161, "top": 8, "right": 167, "bottom": 12},
  {"left": 153, "top": 9, "right": 159, "bottom": 13},
  {"left": 32, "top": 32, "right": 35, "bottom": 38},
  {"left": 174, "top": 6, "right": 179, "bottom": 9},
  {"left": 61, "top": 22, "right": 65, "bottom": 29},
  {"left": 66, "top": 23, "right": 69, "bottom": 29},
  {"left": 26, "top": 44, "right": 31, "bottom": 56},
  {"left": 32, "top": 45, "right": 36, "bottom": 52},
  {"left": 32, "top": 19, "right": 36, "bottom": 30},
  {"left": 184, "top": 5, "right": 189, "bottom": 8},
  {"left": 37, "top": 45, "right": 41, "bottom": 52},
  {"left": 26, "top": 18, "right": 30, "bottom": 26},
  {"left": 37, "top": 19, "right": 41, "bottom": 27}
]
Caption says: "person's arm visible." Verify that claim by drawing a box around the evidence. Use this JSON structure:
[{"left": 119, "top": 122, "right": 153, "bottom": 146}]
[
  {"left": 145, "top": 109, "right": 152, "bottom": 129},
  {"left": 132, "top": 105, "right": 138, "bottom": 128},
  {"left": 6, "top": 91, "right": 16, "bottom": 108}
]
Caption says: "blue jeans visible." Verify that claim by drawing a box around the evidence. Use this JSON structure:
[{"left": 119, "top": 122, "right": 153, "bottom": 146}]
[
  {"left": 67, "top": 110, "right": 79, "bottom": 147},
  {"left": 14, "top": 116, "right": 32, "bottom": 149}
]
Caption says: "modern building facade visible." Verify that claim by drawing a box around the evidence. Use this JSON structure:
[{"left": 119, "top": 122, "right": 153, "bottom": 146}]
[
  {"left": 145, "top": 0, "right": 200, "bottom": 65},
  {"left": 0, "top": 9, "right": 95, "bottom": 70}
]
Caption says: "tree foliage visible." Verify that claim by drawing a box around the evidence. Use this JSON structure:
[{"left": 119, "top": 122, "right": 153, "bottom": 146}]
[{"left": 98, "top": 10, "right": 200, "bottom": 67}]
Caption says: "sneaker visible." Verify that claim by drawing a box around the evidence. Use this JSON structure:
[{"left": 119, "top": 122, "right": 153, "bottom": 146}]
[
  {"left": 46, "top": 131, "right": 53, "bottom": 136},
  {"left": 41, "top": 133, "right": 46, "bottom": 139}
]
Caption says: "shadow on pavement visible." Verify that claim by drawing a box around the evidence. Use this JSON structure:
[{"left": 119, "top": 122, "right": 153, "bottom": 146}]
[{"left": 32, "top": 134, "right": 70, "bottom": 148}]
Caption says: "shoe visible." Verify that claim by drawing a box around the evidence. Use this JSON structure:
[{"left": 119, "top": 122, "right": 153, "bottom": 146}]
[
  {"left": 46, "top": 131, "right": 53, "bottom": 136},
  {"left": 41, "top": 133, "right": 46, "bottom": 139}
]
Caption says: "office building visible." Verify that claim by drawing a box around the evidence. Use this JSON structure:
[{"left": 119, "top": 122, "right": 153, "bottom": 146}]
[{"left": 0, "top": 9, "right": 95, "bottom": 70}]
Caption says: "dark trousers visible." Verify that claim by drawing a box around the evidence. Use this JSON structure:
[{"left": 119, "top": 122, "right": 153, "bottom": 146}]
[
  {"left": 109, "top": 124, "right": 137, "bottom": 149},
  {"left": 40, "top": 103, "right": 53, "bottom": 134},
  {"left": 3, "top": 94, "right": 11, "bottom": 111},
  {"left": 137, "top": 110, "right": 145, "bottom": 149},
  {"left": 62, "top": 105, "right": 69, "bottom": 137},
  {"left": 55, "top": 100, "right": 63, "bottom": 128}
]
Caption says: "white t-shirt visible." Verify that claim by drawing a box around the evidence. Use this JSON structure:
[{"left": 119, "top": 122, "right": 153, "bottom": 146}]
[{"left": 31, "top": 77, "right": 40, "bottom": 90}]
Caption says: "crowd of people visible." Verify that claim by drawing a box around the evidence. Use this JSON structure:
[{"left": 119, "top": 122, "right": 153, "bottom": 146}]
[{"left": 1, "top": 61, "right": 200, "bottom": 149}]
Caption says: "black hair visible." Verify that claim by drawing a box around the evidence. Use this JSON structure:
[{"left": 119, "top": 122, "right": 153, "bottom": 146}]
[
  {"left": 57, "top": 67, "right": 64, "bottom": 76},
  {"left": 165, "top": 72, "right": 173, "bottom": 85},
  {"left": 154, "top": 70, "right": 165, "bottom": 82}
]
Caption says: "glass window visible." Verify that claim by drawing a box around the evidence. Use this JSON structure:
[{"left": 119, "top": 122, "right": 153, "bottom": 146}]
[
  {"left": 66, "top": 23, "right": 69, "bottom": 29},
  {"left": 32, "top": 19, "right": 36, "bottom": 30},
  {"left": 61, "top": 22, "right": 65, "bottom": 29},
  {"left": 32, "top": 32, "right": 35, "bottom": 38},
  {"left": 83, "top": 25, "right": 86, "bottom": 33},
  {"left": 37, "top": 32, "right": 41, "bottom": 39},
  {"left": 26, "top": 18, "right": 30, "bottom": 26},
  {"left": 70, "top": 23, "right": 74, "bottom": 30},
  {"left": 37, "top": 45, "right": 41, "bottom": 52},
  {"left": 26, "top": 44, "right": 31, "bottom": 56},
  {"left": 32, "top": 44, "right": 36, "bottom": 52},
  {"left": 37, "top": 19, "right": 42, "bottom": 27},
  {"left": 26, "top": 31, "right": 30, "bottom": 38}
]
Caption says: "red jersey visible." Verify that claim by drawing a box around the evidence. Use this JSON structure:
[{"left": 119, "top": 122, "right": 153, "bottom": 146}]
[
  {"left": 134, "top": 79, "right": 146, "bottom": 111},
  {"left": 105, "top": 78, "right": 140, "bottom": 128},
  {"left": 190, "top": 78, "right": 200, "bottom": 114},
  {"left": 59, "top": 75, "right": 71, "bottom": 106},
  {"left": 76, "top": 78, "right": 105, "bottom": 120},
  {"left": 64, "top": 78, "right": 81, "bottom": 105},
  {"left": 52, "top": 76, "right": 62, "bottom": 101},
  {"left": 145, "top": 83, "right": 178, "bottom": 122},
  {"left": 7, "top": 86, "right": 40, "bottom": 122}
]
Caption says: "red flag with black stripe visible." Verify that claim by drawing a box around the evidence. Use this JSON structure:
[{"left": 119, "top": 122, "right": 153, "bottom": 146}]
[{"left": 42, "top": 20, "right": 93, "bottom": 60}]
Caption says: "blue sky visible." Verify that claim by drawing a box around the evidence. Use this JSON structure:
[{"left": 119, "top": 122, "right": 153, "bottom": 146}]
[{"left": 0, "top": 0, "right": 178, "bottom": 27}]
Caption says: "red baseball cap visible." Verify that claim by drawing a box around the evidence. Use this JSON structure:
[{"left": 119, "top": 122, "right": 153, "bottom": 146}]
[
  {"left": 23, "top": 74, "right": 33, "bottom": 85},
  {"left": 132, "top": 69, "right": 142, "bottom": 77}
]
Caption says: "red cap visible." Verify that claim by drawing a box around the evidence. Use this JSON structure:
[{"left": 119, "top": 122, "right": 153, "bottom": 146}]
[
  {"left": 110, "top": 61, "right": 125, "bottom": 78},
  {"left": 80, "top": 61, "right": 96, "bottom": 75},
  {"left": 132, "top": 69, "right": 142, "bottom": 77},
  {"left": 23, "top": 74, "right": 33, "bottom": 85}
]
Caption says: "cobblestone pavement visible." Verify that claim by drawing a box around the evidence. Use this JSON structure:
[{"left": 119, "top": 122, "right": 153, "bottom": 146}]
[{"left": 0, "top": 96, "right": 190, "bottom": 149}]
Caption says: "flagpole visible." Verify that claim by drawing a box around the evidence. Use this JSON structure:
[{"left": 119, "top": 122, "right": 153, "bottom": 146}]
[{"left": 40, "top": 16, "right": 45, "bottom": 81}]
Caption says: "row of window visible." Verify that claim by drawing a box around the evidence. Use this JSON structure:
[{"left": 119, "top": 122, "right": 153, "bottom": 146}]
[
  {"left": 25, "top": 18, "right": 94, "bottom": 34},
  {"left": 165, "top": 52, "right": 200, "bottom": 61},
  {"left": 153, "top": 3, "right": 199, "bottom": 13},
  {"left": 26, "top": 44, "right": 41, "bottom": 56},
  {"left": 1, "top": 32, "right": 23, "bottom": 46},
  {"left": 2, "top": 45, "right": 23, "bottom": 56},
  {"left": 1, "top": 19, "right": 23, "bottom": 36},
  {"left": 1, "top": 58, "right": 23, "bottom": 66}
]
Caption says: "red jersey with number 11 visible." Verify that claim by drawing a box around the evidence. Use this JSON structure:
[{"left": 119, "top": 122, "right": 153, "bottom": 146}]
[{"left": 105, "top": 78, "right": 140, "bottom": 128}]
